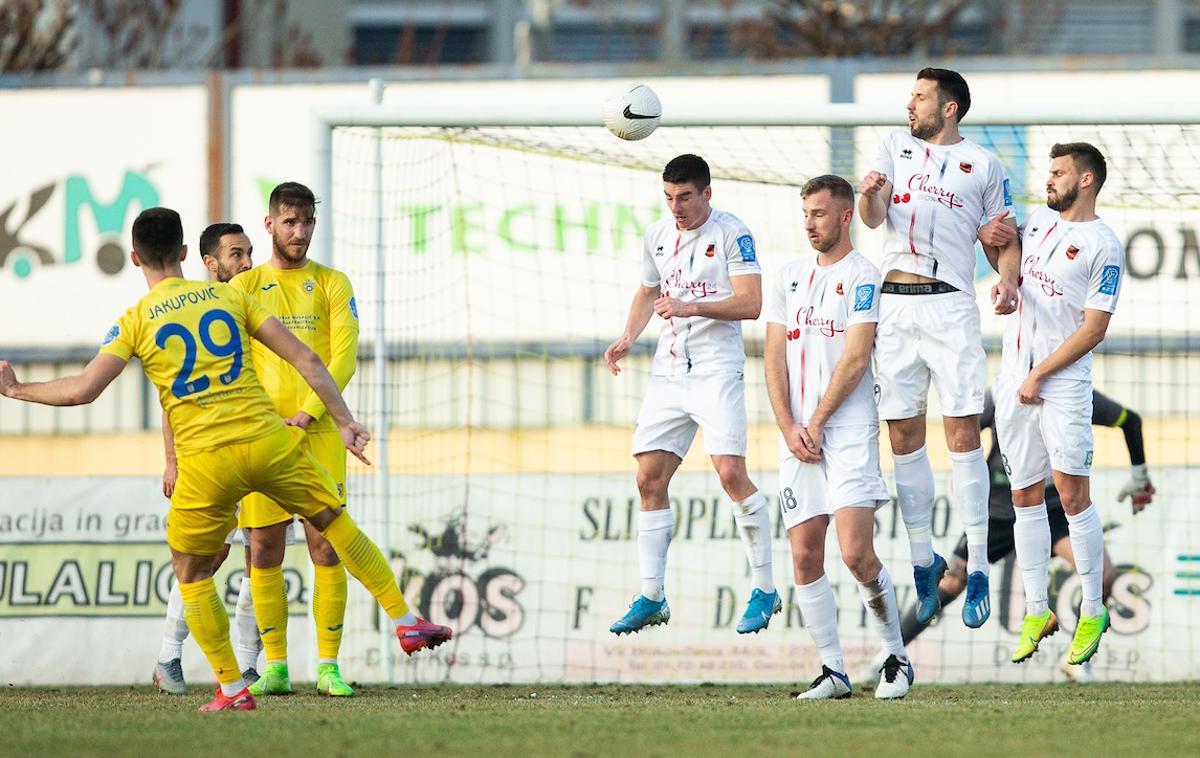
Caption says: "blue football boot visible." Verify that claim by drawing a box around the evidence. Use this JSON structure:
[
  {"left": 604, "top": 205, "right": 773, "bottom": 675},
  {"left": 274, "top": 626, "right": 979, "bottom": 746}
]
[
  {"left": 736, "top": 588, "right": 782, "bottom": 634},
  {"left": 912, "top": 553, "right": 948, "bottom": 624},
  {"left": 610, "top": 595, "right": 671, "bottom": 635}
]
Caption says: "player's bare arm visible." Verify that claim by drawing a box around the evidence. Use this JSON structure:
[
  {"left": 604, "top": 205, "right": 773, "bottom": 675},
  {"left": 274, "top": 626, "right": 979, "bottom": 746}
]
[
  {"left": 655, "top": 273, "right": 761, "bottom": 321},
  {"left": 1017, "top": 308, "right": 1113, "bottom": 404},
  {"left": 252, "top": 316, "right": 371, "bottom": 465},
  {"left": 990, "top": 216, "right": 1021, "bottom": 315},
  {"left": 806, "top": 322, "right": 877, "bottom": 450},
  {"left": 764, "top": 322, "right": 818, "bottom": 463},
  {"left": 0, "top": 353, "right": 127, "bottom": 406},
  {"left": 858, "top": 171, "right": 892, "bottom": 229},
  {"left": 161, "top": 411, "right": 178, "bottom": 498},
  {"left": 605, "top": 283, "right": 658, "bottom": 375}
]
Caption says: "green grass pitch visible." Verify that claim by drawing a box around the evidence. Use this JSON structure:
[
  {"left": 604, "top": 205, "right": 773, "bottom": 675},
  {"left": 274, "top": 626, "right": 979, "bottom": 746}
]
[{"left": 3, "top": 683, "right": 1197, "bottom": 757}]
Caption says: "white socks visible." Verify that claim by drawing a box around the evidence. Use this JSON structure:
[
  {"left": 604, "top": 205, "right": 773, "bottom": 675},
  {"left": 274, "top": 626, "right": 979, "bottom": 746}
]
[
  {"left": 392, "top": 611, "right": 419, "bottom": 627},
  {"left": 158, "top": 581, "right": 189, "bottom": 662},
  {"left": 638, "top": 509, "right": 675, "bottom": 601},
  {"left": 1067, "top": 504, "right": 1105, "bottom": 618},
  {"left": 1013, "top": 502, "right": 1051, "bottom": 616},
  {"left": 233, "top": 576, "right": 262, "bottom": 673},
  {"left": 950, "top": 447, "right": 991, "bottom": 577},
  {"left": 733, "top": 491, "right": 775, "bottom": 593},
  {"left": 894, "top": 446, "right": 935, "bottom": 568},
  {"left": 794, "top": 574, "right": 844, "bottom": 674},
  {"left": 857, "top": 566, "right": 906, "bottom": 658}
]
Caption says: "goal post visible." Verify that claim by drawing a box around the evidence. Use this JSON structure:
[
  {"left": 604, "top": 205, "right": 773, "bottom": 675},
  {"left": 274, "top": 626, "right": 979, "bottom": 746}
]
[{"left": 313, "top": 99, "right": 1200, "bottom": 685}]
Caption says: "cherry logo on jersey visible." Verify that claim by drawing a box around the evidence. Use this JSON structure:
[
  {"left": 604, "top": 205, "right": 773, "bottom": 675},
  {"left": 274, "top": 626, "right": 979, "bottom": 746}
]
[
  {"left": 959, "top": 162, "right": 973, "bottom": 173},
  {"left": 705, "top": 243, "right": 716, "bottom": 258},
  {"left": 908, "top": 174, "right": 963, "bottom": 209},
  {"left": 892, "top": 192, "right": 912, "bottom": 204},
  {"left": 786, "top": 328, "right": 802, "bottom": 341},
  {"left": 663, "top": 269, "right": 718, "bottom": 298},
  {"left": 795, "top": 306, "right": 845, "bottom": 338},
  {"left": 1066, "top": 245, "right": 1080, "bottom": 260},
  {"left": 1022, "top": 255, "right": 1063, "bottom": 297}
]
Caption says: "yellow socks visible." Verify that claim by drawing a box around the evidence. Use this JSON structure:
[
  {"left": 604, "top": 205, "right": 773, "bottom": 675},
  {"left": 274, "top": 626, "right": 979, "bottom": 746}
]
[
  {"left": 250, "top": 564, "right": 289, "bottom": 664},
  {"left": 321, "top": 512, "right": 410, "bottom": 620},
  {"left": 312, "top": 562, "right": 348, "bottom": 661},
  {"left": 178, "top": 577, "right": 241, "bottom": 686}
]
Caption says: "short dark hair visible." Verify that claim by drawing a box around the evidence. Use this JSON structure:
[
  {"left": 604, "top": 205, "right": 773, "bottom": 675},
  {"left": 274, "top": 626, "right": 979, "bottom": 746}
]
[
  {"left": 131, "top": 207, "right": 184, "bottom": 269},
  {"left": 917, "top": 67, "right": 971, "bottom": 122},
  {"left": 662, "top": 154, "right": 710, "bottom": 190},
  {"left": 199, "top": 222, "right": 245, "bottom": 258},
  {"left": 268, "top": 181, "right": 317, "bottom": 215},
  {"left": 801, "top": 174, "right": 855, "bottom": 206},
  {"left": 1050, "top": 142, "right": 1107, "bottom": 192}
]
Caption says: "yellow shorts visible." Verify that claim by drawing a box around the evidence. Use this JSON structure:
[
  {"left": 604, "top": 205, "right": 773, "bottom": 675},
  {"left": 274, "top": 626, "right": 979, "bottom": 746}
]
[
  {"left": 168, "top": 425, "right": 341, "bottom": 555},
  {"left": 238, "top": 429, "right": 347, "bottom": 530}
]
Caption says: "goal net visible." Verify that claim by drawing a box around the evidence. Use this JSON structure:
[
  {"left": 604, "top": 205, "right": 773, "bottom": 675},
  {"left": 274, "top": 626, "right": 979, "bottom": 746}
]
[{"left": 317, "top": 104, "right": 1200, "bottom": 684}]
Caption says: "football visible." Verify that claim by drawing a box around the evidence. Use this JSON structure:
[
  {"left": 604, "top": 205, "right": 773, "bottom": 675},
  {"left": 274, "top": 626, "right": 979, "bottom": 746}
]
[{"left": 602, "top": 82, "right": 662, "bottom": 141}]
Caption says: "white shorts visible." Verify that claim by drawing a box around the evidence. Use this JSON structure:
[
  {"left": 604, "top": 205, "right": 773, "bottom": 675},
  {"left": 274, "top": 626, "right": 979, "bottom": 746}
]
[
  {"left": 632, "top": 372, "right": 748, "bottom": 459},
  {"left": 875, "top": 289, "right": 986, "bottom": 420},
  {"left": 778, "top": 423, "right": 890, "bottom": 531},
  {"left": 994, "top": 374, "right": 1094, "bottom": 489},
  {"left": 223, "top": 520, "right": 298, "bottom": 547}
]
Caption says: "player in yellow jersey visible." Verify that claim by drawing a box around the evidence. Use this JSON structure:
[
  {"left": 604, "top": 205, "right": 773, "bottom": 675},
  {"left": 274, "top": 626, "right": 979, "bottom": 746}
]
[
  {"left": 154, "top": 222, "right": 263, "bottom": 695},
  {"left": 0, "top": 207, "right": 451, "bottom": 713},
  {"left": 229, "top": 182, "right": 360, "bottom": 697}
]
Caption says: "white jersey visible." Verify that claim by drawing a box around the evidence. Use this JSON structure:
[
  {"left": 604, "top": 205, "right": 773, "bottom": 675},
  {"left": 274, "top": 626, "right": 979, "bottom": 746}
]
[
  {"left": 642, "top": 209, "right": 761, "bottom": 376},
  {"left": 1000, "top": 205, "right": 1124, "bottom": 385},
  {"left": 872, "top": 129, "right": 1015, "bottom": 293},
  {"left": 764, "top": 250, "right": 882, "bottom": 427}
]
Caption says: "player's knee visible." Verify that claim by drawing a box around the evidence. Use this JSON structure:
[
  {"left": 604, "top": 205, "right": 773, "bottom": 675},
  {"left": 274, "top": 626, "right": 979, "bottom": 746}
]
[
  {"left": 840, "top": 549, "right": 881, "bottom": 583},
  {"left": 635, "top": 468, "right": 670, "bottom": 502},
  {"left": 309, "top": 536, "right": 340, "bottom": 567},
  {"left": 943, "top": 418, "right": 981, "bottom": 452},
  {"left": 887, "top": 419, "right": 925, "bottom": 455},
  {"left": 791, "top": 550, "right": 824, "bottom": 584},
  {"left": 714, "top": 463, "right": 749, "bottom": 497},
  {"left": 1059, "top": 491, "right": 1090, "bottom": 515}
]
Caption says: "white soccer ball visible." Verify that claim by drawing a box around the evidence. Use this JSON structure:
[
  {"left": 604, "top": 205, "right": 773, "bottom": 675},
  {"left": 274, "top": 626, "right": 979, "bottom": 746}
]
[{"left": 602, "top": 83, "right": 662, "bottom": 141}]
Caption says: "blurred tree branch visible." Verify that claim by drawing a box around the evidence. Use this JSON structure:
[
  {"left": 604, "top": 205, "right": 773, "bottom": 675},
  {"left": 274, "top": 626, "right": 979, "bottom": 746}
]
[
  {"left": 745, "top": 0, "right": 972, "bottom": 58},
  {"left": 0, "top": 1, "right": 76, "bottom": 71}
]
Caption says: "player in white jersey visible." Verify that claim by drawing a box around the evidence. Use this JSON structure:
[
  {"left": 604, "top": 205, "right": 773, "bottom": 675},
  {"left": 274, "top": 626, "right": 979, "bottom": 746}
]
[
  {"left": 989, "top": 142, "right": 1124, "bottom": 666},
  {"left": 765, "top": 175, "right": 912, "bottom": 700},
  {"left": 859, "top": 68, "right": 1021, "bottom": 630},
  {"left": 605, "top": 154, "right": 779, "bottom": 636}
]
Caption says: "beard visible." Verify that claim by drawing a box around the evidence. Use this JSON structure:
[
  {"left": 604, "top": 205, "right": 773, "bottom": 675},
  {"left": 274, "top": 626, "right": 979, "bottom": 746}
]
[
  {"left": 1047, "top": 184, "right": 1079, "bottom": 212},
  {"left": 811, "top": 227, "right": 841, "bottom": 253},
  {"left": 215, "top": 261, "right": 241, "bottom": 283},
  {"left": 273, "top": 235, "right": 310, "bottom": 263},
  {"left": 910, "top": 112, "right": 944, "bottom": 141}
]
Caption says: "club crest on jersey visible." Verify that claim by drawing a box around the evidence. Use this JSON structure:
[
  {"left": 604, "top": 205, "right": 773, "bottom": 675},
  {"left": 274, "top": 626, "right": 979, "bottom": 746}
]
[
  {"left": 349, "top": 297, "right": 359, "bottom": 318},
  {"left": 1066, "top": 245, "right": 1080, "bottom": 260},
  {"left": 304, "top": 280, "right": 315, "bottom": 294},
  {"left": 854, "top": 284, "right": 876, "bottom": 312},
  {"left": 736, "top": 234, "right": 755, "bottom": 262},
  {"left": 101, "top": 325, "right": 119, "bottom": 346},
  {"left": 705, "top": 243, "right": 716, "bottom": 258},
  {"left": 1099, "top": 265, "right": 1121, "bottom": 295},
  {"left": 835, "top": 282, "right": 843, "bottom": 295},
  {"left": 959, "top": 162, "right": 973, "bottom": 174}
]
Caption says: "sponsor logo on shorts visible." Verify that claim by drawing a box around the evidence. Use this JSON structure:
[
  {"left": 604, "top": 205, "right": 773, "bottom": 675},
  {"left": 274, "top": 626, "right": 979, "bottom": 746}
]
[
  {"left": 873, "top": 384, "right": 881, "bottom": 406},
  {"left": 854, "top": 284, "right": 876, "bottom": 312},
  {"left": 736, "top": 234, "right": 756, "bottom": 262},
  {"left": 1084, "top": 450, "right": 1094, "bottom": 467},
  {"left": 1099, "top": 265, "right": 1121, "bottom": 295},
  {"left": 1001, "top": 453, "right": 1011, "bottom": 476},
  {"left": 101, "top": 324, "right": 119, "bottom": 346}
]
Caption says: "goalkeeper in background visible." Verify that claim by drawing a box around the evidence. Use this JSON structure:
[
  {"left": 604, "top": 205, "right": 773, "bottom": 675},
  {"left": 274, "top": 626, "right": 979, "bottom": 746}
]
[{"left": 864, "top": 387, "right": 1154, "bottom": 683}]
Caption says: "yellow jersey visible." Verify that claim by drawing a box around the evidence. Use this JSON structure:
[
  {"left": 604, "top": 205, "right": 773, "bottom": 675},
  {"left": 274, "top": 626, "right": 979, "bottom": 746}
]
[
  {"left": 99, "top": 278, "right": 283, "bottom": 454},
  {"left": 229, "top": 260, "right": 359, "bottom": 435}
]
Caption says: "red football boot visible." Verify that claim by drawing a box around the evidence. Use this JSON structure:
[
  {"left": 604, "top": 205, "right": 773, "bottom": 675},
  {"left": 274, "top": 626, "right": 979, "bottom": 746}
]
[
  {"left": 396, "top": 618, "right": 453, "bottom": 655},
  {"left": 197, "top": 687, "right": 256, "bottom": 712}
]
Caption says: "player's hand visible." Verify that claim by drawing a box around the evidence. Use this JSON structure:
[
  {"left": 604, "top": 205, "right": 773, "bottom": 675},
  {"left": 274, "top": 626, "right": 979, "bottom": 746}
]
[
  {"left": 340, "top": 420, "right": 372, "bottom": 466},
  {"left": 859, "top": 171, "right": 888, "bottom": 197},
  {"left": 604, "top": 337, "right": 632, "bottom": 376},
  {"left": 992, "top": 277, "right": 1020, "bottom": 315},
  {"left": 284, "top": 411, "right": 315, "bottom": 430},
  {"left": 1017, "top": 372, "right": 1043, "bottom": 405},
  {"left": 0, "top": 360, "right": 17, "bottom": 397},
  {"left": 804, "top": 422, "right": 825, "bottom": 457},
  {"left": 978, "top": 210, "right": 1014, "bottom": 248},
  {"left": 785, "top": 423, "right": 820, "bottom": 463},
  {"left": 654, "top": 294, "right": 694, "bottom": 320},
  {"left": 1118, "top": 472, "right": 1156, "bottom": 514},
  {"left": 162, "top": 458, "right": 178, "bottom": 499}
]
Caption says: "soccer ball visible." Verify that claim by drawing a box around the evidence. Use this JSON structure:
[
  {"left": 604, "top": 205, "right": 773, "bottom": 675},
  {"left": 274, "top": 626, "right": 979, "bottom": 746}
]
[{"left": 602, "top": 83, "right": 661, "bottom": 141}]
